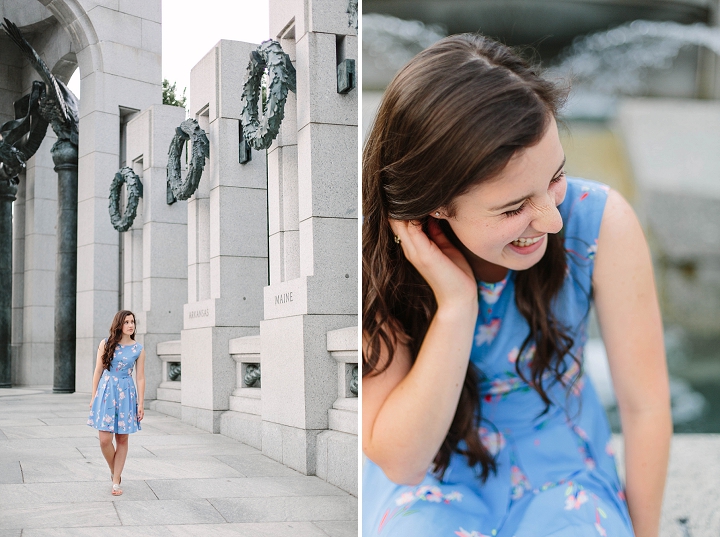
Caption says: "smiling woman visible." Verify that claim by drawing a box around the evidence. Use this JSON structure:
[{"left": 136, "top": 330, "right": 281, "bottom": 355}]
[{"left": 362, "top": 34, "right": 672, "bottom": 537}]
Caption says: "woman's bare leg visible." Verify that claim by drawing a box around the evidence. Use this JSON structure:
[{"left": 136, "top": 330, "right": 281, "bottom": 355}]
[
  {"left": 112, "top": 433, "right": 129, "bottom": 484},
  {"left": 98, "top": 431, "right": 115, "bottom": 473}
]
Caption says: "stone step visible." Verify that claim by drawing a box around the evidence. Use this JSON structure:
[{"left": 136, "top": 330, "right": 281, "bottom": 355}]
[
  {"left": 229, "top": 394, "right": 261, "bottom": 415},
  {"left": 156, "top": 386, "right": 181, "bottom": 403},
  {"left": 328, "top": 408, "right": 357, "bottom": 435},
  {"left": 147, "top": 399, "right": 181, "bottom": 419}
]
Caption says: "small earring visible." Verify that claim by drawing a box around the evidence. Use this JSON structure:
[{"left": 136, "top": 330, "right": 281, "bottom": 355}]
[{"left": 435, "top": 212, "right": 440, "bottom": 217}]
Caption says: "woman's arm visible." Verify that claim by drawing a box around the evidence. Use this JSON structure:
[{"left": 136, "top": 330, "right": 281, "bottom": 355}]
[
  {"left": 593, "top": 189, "right": 672, "bottom": 537},
  {"left": 363, "top": 218, "right": 479, "bottom": 485},
  {"left": 136, "top": 348, "right": 145, "bottom": 421},
  {"left": 89, "top": 340, "right": 105, "bottom": 408}
]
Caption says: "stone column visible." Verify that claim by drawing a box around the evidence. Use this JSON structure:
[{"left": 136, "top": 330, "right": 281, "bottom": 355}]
[
  {"left": 125, "top": 104, "right": 188, "bottom": 400},
  {"left": 181, "top": 40, "right": 268, "bottom": 432},
  {"left": 74, "top": 0, "right": 163, "bottom": 392},
  {"left": 18, "top": 133, "right": 57, "bottom": 386},
  {"left": 260, "top": 0, "right": 358, "bottom": 475},
  {"left": 11, "top": 172, "right": 25, "bottom": 385},
  {"left": 52, "top": 140, "right": 78, "bottom": 393},
  {"left": 0, "top": 179, "right": 18, "bottom": 387}
]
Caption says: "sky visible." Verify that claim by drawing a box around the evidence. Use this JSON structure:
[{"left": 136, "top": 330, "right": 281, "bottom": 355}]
[{"left": 68, "top": 0, "right": 270, "bottom": 104}]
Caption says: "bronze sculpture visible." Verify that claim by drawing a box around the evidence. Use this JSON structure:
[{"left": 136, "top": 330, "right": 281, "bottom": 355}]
[{"left": 1, "top": 18, "right": 80, "bottom": 393}]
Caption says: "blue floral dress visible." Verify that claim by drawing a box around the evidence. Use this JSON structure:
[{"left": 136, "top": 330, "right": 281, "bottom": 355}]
[
  {"left": 87, "top": 340, "right": 143, "bottom": 434},
  {"left": 363, "top": 178, "right": 634, "bottom": 537}
]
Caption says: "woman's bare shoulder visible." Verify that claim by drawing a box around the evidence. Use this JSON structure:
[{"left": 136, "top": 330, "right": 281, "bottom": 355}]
[{"left": 594, "top": 188, "right": 645, "bottom": 285}]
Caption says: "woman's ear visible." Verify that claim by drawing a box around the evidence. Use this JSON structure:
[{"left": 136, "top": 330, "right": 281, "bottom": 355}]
[{"left": 430, "top": 209, "right": 446, "bottom": 219}]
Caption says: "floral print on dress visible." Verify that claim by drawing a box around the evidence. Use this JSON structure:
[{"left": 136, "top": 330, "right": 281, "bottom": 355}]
[
  {"left": 363, "top": 178, "right": 633, "bottom": 537},
  {"left": 565, "top": 489, "right": 588, "bottom": 510},
  {"left": 378, "top": 485, "right": 463, "bottom": 533},
  {"left": 507, "top": 344, "right": 535, "bottom": 365},
  {"left": 455, "top": 528, "right": 492, "bottom": 537},
  {"left": 478, "top": 277, "right": 508, "bottom": 305},
  {"left": 587, "top": 239, "right": 598, "bottom": 260},
  {"left": 568, "top": 423, "right": 596, "bottom": 470},
  {"left": 563, "top": 482, "right": 610, "bottom": 536},
  {"left": 475, "top": 319, "right": 501, "bottom": 347},
  {"left": 481, "top": 372, "right": 531, "bottom": 401},
  {"left": 87, "top": 340, "right": 143, "bottom": 434},
  {"left": 510, "top": 465, "right": 532, "bottom": 500},
  {"left": 479, "top": 428, "right": 506, "bottom": 456}
]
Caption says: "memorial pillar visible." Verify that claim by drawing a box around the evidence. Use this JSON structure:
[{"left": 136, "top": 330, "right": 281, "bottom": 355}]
[
  {"left": 260, "top": 0, "right": 358, "bottom": 474},
  {"left": 125, "top": 104, "right": 188, "bottom": 400},
  {"left": 181, "top": 40, "right": 268, "bottom": 432},
  {"left": 0, "top": 178, "right": 17, "bottom": 387},
  {"left": 52, "top": 140, "right": 78, "bottom": 393}
]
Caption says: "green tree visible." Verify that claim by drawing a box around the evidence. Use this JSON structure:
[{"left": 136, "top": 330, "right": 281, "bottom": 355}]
[{"left": 162, "top": 79, "right": 187, "bottom": 108}]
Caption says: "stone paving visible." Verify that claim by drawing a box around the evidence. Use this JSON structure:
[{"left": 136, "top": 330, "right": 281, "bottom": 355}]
[
  {"left": 612, "top": 434, "right": 720, "bottom": 537},
  {"left": 0, "top": 388, "right": 357, "bottom": 536}
]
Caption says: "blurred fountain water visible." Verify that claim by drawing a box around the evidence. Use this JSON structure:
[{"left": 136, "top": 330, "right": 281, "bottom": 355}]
[
  {"left": 550, "top": 20, "right": 720, "bottom": 96},
  {"left": 362, "top": 13, "right": 446, "bottom": 89}
]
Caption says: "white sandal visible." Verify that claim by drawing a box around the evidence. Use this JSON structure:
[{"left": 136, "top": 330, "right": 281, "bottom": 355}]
[{"left": 112, "top": 483, "right": 123, "bottom": 496}]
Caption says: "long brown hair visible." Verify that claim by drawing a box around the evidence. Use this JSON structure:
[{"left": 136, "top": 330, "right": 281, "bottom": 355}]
[
  {"left": 102, "top": 310, "right": 136, "bottom": 371},
  {"left": 362, "top": 34, "right": 576, "bottom": 481}
]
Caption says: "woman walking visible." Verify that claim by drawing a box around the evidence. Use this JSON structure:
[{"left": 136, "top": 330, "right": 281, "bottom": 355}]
[{"left": 87, "top": 309, "right": 145, "bottom": 496}]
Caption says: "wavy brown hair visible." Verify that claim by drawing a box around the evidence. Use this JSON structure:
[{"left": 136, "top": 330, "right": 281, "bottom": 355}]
[
  {"left": 363, "top": 34, "right": 576, "bottom": 481},
  {"left": 101, "top": 310, "right": 136, "bottom": 371}
]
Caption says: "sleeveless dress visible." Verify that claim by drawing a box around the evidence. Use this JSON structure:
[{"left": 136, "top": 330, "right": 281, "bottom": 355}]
[
  {"left": 363, "top": 178, "right": 634, "bottom": 537},
  {"left": 87, "top": 340, "right": 143, "bottom": 434}
]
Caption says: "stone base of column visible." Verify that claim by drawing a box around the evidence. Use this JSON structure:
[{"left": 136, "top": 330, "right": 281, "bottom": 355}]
[
  {"left": 261, "top": 421, "right": 322, "bottom": 475},
  {"left": 180, "top": 324, "right": 255, "bottom": 433},
  {"left": 220, "top": 410, "right": 262, "bottom": 450},
  {"left": 316, "top": 429, "right": 357, "bottom": 496},
  {"left": 259, "top": 311, "right": 355, "bottom": 475},
  {"left": 181, "top": 405, "right": 225, "bottom": 433},
  {"left": 147, "top": 399, "right": 181, "bottom": 419}
]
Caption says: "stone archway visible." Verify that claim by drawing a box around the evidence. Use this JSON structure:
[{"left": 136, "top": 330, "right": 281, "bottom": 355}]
[{"left": 4, "top": 0, "right": 162, "bottom": 390}]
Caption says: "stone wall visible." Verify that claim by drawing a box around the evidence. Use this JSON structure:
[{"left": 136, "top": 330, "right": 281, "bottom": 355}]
[
  {"left": 617, "top": 98, "right": 720, "bottom": 336},
  {"left": 1, "top": 0, "right": 164, "bottom": 388}
]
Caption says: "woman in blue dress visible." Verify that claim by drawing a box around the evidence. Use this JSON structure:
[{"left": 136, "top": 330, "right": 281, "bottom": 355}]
[
  {"left": 87, "top": 309, "right": 145, "bottom": 496},
  {"left": 362, "top": 35, "right": 672, "bottom": 537}
]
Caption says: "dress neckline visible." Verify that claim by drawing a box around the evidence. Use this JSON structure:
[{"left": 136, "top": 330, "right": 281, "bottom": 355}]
[
  {"left": 478, "top": 271, "right": 512, "bottom": 290},
  {"left": 477, "top": 272, "right": 512, "bottom": 305}
]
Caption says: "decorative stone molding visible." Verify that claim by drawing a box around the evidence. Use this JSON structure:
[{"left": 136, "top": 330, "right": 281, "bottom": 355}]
[
  {"left": 228, "top": 334, "right": 261, "bottom": 415},
  {"left": 243, "top": 363, "right": 261, "bottom": 388},
  {"left": 156, "top": 340, "right": 181, "bottom": 407},
  {"left": 327, "top": 326, "right": 358, "bottom": 435},
  {"left": 168, "top": 362, "right": 181, "bottom": 381}
]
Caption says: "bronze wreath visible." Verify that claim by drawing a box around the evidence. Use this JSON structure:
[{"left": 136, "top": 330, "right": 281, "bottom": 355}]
[
  {"left": 108, "top": 166, "right": 143, "bottom": 232},
  {"left": 240, "top": 40, "right": 296, "bottom": 150},
  {"left": 166, "top": 118, "right": 210, "bottom": 202}
]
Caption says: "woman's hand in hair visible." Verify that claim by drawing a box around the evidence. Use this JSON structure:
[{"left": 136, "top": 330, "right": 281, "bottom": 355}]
[
  {"left": 390, "top": 217, "right": 477, "bottom": 310},
  {"left": 366, "top": 220, "right": 479, "bottom": 484}
]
